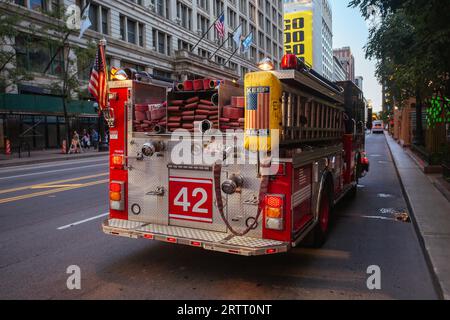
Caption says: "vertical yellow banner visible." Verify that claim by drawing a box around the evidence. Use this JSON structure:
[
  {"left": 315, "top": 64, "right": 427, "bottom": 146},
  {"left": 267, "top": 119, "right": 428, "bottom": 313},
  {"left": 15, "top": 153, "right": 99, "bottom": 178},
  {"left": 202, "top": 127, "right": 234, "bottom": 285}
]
[{"left": 283, "top": 10, "right": 313, "bottom": 67}]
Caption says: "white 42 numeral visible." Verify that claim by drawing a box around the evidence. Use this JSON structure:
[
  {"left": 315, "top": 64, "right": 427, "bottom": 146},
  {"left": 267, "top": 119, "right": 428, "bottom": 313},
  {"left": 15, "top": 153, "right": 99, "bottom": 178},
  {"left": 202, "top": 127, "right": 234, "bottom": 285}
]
[{"left": 174, "top": 187, "right": 208, "bottom": 214}]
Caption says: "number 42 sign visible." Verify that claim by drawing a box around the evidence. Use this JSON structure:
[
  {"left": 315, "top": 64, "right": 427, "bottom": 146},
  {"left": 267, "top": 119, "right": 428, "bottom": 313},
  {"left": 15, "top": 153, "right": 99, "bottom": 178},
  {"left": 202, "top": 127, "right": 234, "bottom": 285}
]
[{"left": 168, "top": 177, "right": 213, "bottom": 223}]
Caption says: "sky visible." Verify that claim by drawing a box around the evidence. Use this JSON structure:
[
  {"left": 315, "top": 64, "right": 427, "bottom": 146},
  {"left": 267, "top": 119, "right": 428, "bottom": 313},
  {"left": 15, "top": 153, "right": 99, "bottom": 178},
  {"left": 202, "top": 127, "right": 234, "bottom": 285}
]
[{"left": 330, "top": 0, "right": 382, "bottom": 112}]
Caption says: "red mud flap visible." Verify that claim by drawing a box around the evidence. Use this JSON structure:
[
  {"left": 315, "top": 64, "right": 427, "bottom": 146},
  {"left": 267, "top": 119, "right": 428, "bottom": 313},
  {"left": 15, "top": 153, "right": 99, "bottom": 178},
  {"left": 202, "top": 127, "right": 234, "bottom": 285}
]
[{"left": 102, "top": 219, "right": 289, "bottom": 256}]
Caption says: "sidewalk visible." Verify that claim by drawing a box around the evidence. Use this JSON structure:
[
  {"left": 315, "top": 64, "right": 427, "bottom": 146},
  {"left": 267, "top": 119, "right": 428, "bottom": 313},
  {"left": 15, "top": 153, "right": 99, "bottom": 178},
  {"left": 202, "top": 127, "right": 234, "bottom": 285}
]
[
  {"left": 385, "top": 132, "right": 450, "bottom": 300},
  {"left": 0, "top": 148, "right": 108, "bottom": 168}
]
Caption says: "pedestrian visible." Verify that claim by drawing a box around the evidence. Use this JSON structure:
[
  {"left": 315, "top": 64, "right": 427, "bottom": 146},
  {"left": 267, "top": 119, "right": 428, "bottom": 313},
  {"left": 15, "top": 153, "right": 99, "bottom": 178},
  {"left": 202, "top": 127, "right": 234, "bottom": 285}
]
[
  {"left": 69, "top": 130, "right": 82, "bottom": 154},
  {"left": 82, "top": 131, "right": 91, "bottom": 149},
  {"left": 91, "top": 129, "right": 99, "bottom": 150}
]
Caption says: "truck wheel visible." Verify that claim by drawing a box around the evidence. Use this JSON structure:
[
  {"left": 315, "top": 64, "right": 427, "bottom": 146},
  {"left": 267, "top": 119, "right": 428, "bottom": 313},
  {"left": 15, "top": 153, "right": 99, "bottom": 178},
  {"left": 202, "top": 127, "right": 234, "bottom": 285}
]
[{"left": 312, "top": 189, "right": 331, "bottom": 248}]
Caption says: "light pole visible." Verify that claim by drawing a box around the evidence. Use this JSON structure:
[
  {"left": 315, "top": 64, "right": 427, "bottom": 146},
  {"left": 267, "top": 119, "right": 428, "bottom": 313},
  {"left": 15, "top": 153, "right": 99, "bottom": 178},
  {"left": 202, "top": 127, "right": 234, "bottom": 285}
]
[{"left": 94, "top": 102, "right": 108, "bottom": 152}]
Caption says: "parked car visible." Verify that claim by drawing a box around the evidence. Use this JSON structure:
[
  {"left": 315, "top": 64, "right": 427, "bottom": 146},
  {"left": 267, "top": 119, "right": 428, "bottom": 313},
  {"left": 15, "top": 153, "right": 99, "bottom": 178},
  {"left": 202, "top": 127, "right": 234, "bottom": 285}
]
[{"left": 372, "top": 120, "right": 384, "bottom": 134}]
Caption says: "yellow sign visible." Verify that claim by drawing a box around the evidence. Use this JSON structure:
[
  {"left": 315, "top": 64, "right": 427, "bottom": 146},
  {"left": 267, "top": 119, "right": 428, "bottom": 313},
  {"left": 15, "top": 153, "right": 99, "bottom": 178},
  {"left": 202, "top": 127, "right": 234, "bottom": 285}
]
[{"left": 284, "top": 10, "right": 313, "bottom": 67}]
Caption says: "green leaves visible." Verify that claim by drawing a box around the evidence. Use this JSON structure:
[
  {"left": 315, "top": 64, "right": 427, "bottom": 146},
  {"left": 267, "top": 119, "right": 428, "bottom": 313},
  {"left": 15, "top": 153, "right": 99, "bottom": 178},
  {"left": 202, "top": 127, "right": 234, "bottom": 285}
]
[{"left": 350, "top": 0, "right": 450, "bottom": 110}]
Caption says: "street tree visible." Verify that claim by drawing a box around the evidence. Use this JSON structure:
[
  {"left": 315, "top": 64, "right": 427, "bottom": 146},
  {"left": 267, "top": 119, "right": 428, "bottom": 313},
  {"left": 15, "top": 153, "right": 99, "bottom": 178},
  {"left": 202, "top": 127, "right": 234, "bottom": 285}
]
[
  {"left": 0, "top": 5, "right": 34, "bottom": 92},
  {"left": 350, "top": 0, "right": 450, "bottom": 145}
]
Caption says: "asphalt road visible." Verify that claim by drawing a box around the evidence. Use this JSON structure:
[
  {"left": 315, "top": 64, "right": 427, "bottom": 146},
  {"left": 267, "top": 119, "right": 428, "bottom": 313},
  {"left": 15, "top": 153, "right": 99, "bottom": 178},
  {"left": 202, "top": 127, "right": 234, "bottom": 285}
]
[{"left": 0, "top": 134, "right": 439, "bottom": 299}]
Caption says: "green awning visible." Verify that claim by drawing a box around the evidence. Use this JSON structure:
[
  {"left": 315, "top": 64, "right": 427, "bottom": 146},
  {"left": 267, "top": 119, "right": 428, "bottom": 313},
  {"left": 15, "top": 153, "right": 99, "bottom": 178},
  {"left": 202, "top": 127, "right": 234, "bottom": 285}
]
[{"left": 0, "top": 93, "right": 97, "bottom": 115}]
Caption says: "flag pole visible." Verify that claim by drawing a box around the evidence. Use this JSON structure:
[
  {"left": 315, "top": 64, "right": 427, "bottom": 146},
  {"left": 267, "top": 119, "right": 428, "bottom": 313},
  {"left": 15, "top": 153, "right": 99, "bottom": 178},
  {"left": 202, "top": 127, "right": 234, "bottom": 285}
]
[
  {"left": 209, "top": 23, "right": 242, "bottom": 62},
  {"left": 190, "top": 11, "right": 224, "bottom": 53},
  {"left": 223, "top": 32, "right": 252, "bottom": 66},
  {"left": 223, "top": 46, "right": 240, "bottom": 66}
]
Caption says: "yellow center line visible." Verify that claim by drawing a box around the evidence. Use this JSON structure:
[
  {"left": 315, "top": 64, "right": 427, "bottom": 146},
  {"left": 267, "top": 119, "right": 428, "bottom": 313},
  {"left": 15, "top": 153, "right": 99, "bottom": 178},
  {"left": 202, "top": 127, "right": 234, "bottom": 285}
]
[
  {"left": 31, "top": 184, "right": 85, "bottom": 189},
  {"left": 0, "top": 179, "right": 109, "bottom": 204},
  {"left": 0, "top": 173, "right": 108, "bottom": 195}
]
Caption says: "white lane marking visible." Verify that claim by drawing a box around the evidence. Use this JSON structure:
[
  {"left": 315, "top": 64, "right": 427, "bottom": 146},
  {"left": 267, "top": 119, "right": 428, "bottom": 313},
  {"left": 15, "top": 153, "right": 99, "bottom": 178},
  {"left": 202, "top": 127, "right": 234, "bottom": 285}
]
[
  {"left": 57, "top": 212, "right": 109, "bottom": 230},
  {"left": 0, "top": 156, "right": 108, "bottom": 173},
  {"left": 0, "top": 164, "right": 106, "bottom": 181}
]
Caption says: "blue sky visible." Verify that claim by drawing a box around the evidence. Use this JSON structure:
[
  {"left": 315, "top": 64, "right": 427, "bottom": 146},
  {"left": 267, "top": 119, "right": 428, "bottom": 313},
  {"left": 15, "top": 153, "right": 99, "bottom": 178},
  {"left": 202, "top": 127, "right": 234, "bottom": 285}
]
[{"left": 330, "top": 0, "right": 382, "bottom": 112}]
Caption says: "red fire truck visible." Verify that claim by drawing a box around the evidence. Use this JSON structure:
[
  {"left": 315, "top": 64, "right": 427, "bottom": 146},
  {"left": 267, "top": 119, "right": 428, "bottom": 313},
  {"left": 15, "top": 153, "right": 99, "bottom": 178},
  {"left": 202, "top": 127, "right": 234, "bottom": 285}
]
[{"left": 102, "top": 54, "right": 369, "bottom": 256}]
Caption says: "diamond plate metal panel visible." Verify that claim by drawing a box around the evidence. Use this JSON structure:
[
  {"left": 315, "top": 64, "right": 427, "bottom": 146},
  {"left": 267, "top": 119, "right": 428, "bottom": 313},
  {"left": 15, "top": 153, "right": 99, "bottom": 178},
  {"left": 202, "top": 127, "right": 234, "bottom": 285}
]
[
  {"left": 224, "top": 236, "right": 284, "bottom": 248},
  {"left": 108, "top": 219, "right": 145, "bottom": 230},
  {"left": 137, "top": 224, "right": 229, "bottom": 242}
]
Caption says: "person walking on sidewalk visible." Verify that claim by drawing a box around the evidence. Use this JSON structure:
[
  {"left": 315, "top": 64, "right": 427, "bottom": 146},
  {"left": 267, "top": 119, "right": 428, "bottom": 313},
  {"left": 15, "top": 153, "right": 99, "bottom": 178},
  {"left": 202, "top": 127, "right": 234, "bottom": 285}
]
[
  {"left": 91, "top": 129, "right": 99, "bottom": 150},
  {"left": 69, "top": 131, "right": 82, "bottom": 154}
]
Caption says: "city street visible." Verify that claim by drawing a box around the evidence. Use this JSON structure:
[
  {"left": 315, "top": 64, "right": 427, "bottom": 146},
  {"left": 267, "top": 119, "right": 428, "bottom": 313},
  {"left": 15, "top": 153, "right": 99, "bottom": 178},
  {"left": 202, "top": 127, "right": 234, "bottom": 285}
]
[{"left": 0, "top": 134, "right": 439, "bottom": 300}]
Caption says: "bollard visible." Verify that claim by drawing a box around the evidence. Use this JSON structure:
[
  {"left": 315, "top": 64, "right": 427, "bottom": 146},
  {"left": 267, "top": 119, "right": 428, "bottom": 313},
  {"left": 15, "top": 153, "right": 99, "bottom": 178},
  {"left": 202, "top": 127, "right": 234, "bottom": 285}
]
[
  {"left": 61, "top": 140, "right": 67, "bottom": 154},
  {"left": 5, "top": 139, "right": 11, "bottom": 155}
]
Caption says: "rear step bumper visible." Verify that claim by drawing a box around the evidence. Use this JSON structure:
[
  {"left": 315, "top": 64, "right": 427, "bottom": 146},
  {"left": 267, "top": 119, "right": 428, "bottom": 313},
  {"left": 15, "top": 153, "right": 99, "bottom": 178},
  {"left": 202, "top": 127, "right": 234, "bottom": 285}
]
[{"left": 102, "top": 218, "right": 289, "bottom": 256}]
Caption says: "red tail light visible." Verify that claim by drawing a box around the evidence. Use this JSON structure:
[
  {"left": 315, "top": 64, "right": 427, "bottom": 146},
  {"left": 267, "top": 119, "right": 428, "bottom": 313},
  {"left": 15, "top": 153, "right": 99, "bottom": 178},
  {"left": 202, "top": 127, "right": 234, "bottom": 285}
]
[
  {"left": 111, "top": 154, "right": 124, "bottom": 169},
  {"left": 264, "top": 194, "right": 285, "bottom": 230},
  {"left": 265, "top": 195, "right": 283, "bottom": 208},
  {"left": 281, "top": 54, "right": 298, "bottom": 70},
  {"left": 110, "top": 181, "right": 124, "bottom": 211}
]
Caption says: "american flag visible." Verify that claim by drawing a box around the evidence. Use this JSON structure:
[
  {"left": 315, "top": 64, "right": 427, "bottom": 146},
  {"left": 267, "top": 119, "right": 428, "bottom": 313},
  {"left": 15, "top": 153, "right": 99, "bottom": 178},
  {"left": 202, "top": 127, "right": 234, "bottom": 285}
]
[
  {"left": 214, "top": 13, "right": 225, "bottom": 39},
  {"left": 88, "top": 43, "right": 108, "bottom": 111},
  {"left": 245, "top": 87, "right": 270, "bottom": 134}
]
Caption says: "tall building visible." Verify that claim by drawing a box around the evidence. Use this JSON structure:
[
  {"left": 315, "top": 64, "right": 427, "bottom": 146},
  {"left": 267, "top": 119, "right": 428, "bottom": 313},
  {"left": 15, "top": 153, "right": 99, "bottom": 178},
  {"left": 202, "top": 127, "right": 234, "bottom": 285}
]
[
  {"left": 333, "top": 46, "right": 355, "bottom": 82},
  {"left": 332, "top": 56, "right": 346, "bottom": 82},
  {"left": 355, "top": 76, "right": 363, "bottom": 91},
  {"left": 283, "top": 0, "right": 333, "bottom": 81},
  {"left": 0, "top": 0, "right": 283, "bottom": 150}
]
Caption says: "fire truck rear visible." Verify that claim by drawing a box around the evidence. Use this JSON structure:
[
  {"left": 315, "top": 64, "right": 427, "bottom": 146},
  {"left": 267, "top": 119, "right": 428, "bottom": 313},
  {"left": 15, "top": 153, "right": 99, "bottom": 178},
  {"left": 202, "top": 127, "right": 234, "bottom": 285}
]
[{"left": 102, "top": 55, "right": 369, "bottom": 256}]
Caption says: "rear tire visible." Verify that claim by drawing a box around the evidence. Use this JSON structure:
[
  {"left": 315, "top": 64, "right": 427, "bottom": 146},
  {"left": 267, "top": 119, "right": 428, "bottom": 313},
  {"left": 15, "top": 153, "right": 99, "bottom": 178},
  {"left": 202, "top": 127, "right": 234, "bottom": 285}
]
[{"left": 311, "top": 189, "right": 332, "bottom": 248}]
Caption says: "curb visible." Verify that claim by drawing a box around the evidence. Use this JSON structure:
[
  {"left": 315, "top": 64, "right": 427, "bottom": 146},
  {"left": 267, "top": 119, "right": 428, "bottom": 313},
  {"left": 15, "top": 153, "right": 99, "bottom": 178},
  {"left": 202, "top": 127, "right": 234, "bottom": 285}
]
[
  {"left": 384, "top": 132, "right": 446, "bottom": 300},
  {"left": 0, "top": 152, "right": 108, "bottom": 168}
]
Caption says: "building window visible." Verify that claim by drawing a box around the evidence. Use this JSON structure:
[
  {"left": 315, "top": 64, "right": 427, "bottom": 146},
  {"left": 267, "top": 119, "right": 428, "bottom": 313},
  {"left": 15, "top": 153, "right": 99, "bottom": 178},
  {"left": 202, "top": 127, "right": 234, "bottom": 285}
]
[
  {"left": 153, "top": 29, "right": 171, "bottom": 55},
  {"left": 227, "top": 8, "right": 236, "bottom": 29},
  {"left": 265, "top": 0, "right": 270, "bottom": 17},
  {"left": 258, "top": 31, "right": 264, "bottom": 49},
  {"left": 197, "top": 0, "right": 209, "bottom": 12},
  {"left": 215, "top": 56, "right": 225, "bottom": 65},
  {"left": 120, "top": 15, "right": 126, "bottom": 40},
  {"left": 266, "top": 37, "right": 271, "bottom": 54},
  {"left": 198, "top": 48, "right": 210, "bottom": 58},
  {"left": 258, "top": 11, "right": 264, "bottom": 27},
  {"left": 239, "top": 17, "right": 247, "bottom": 35},
  {"left": 139, "top": 24, "right": 144, "bottom": 47},
  {"left": 127, "top": 19, "right": 137, "bottom": 44},
  {"left": 158, "top": 31, "right": 165, "bottom": 54},
  {"left": 88, "top": 3, "right": 99, "bottom": 32},
  {"left": 153, "top": 69, "right": 172, "bottom": 79},
  {"left": 239, "top": 0, "right": 247, "bottom": 14},
  {"left": 86, "top": 2, "right": 109, "bottom": 35},
  {"left": 228, "top": 32, "right": 236, "bottom": 50},
  {"left": 15, "top": 34, "right": 63, "bottom": 76},
  {"left": 241, "top": 66, "right": 248, "bottom": 76},
  {"left": 29, "top": 0, "right": 46, "bottom": 11},
  {"left": 249, "top": 3, "right": 255, "bottom": 22},
  {"left": 14, "top": 0, "right": 26, "bottom": 7},
  {"left": 178, "top": 39, "right": 192, "bottom": 51},
  {"left": 121, "top": 61, "right": 145, "bottom": 72},
  {"left": 197, "top": 15, "right": 210, "bottom": 39},
  {"left": 155, "top": 0, "right": 169, "bottom": 18},
  {"left": 101, "top": 7, "right": 109, "bottom": 34},
  {"left": 177, "top": 1, "right": 192, "bottom": 30},
  {"left": 213, "top": 0, "right": 224, "bottom": 16},
  {"left": 250, "top": 46, "right": 256, "bottom": 62},
  {"left": 229, "top": 62, "right": 237, "bottom": 71}
]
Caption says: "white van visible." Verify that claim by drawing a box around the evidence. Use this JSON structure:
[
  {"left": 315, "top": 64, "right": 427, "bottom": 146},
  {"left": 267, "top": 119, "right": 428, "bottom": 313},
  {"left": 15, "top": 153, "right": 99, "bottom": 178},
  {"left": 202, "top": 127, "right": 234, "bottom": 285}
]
[{"left": 372, "top": 120, "right": 384, "bottom": 134}]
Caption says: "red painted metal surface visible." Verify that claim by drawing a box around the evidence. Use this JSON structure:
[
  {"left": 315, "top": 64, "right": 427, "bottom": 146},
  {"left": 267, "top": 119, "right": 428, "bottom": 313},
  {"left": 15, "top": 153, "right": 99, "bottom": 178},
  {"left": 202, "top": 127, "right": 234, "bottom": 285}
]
[
  {"left": 109, "top": 85, "right": 129, "bottom": 220},
  {"left": 262, "top": 163, "right": 292, "bottom": 242}
]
